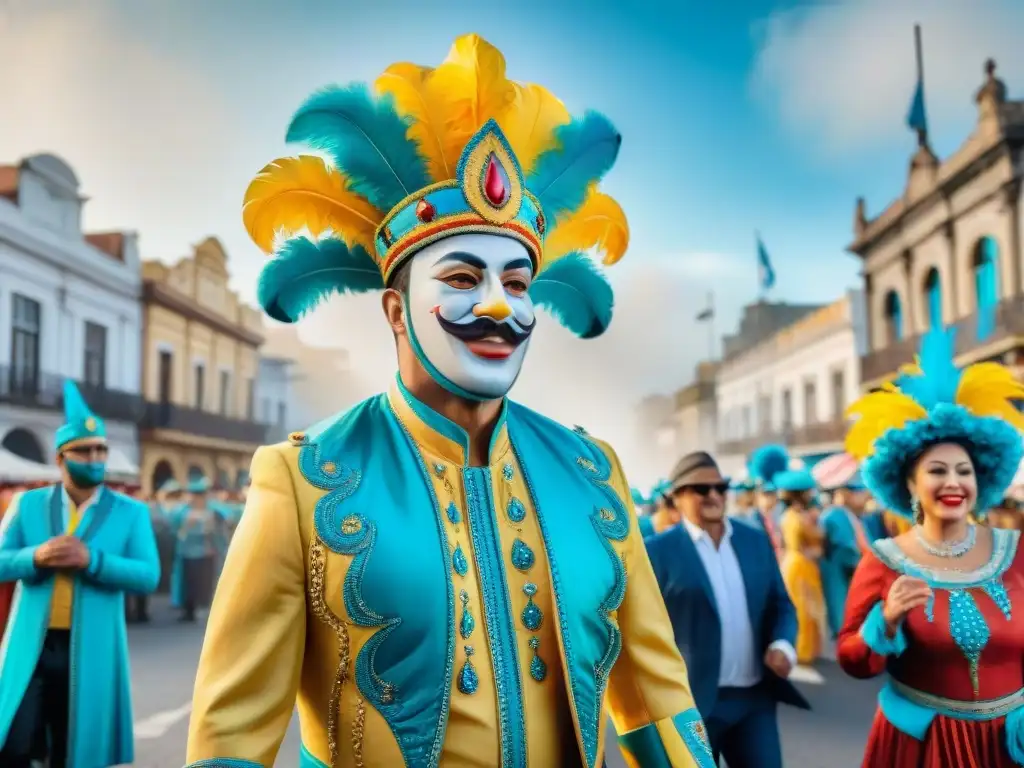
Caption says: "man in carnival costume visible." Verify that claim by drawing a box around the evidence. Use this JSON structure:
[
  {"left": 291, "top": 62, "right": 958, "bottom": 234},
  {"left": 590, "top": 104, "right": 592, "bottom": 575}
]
[
  {"left": 744, "top": 444, "right": 788, "bottom": 554},
  {"left": 186, "top": 35, "right": 714, "bottom": 768},
  {"left": 0, "top": 381, "right": 161, "bottom": 768}
]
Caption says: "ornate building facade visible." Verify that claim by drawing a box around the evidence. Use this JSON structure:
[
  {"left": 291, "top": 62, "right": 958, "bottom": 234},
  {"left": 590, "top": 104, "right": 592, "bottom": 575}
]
[
  {"left": 854, "top": 60, "right": 1024, "bottom": 388},
  {"left": 138, "top": 237, "right": 267, "bottom": 494},
  {"left": 0, "top": 153, "right": 142, "bottom": 476}
]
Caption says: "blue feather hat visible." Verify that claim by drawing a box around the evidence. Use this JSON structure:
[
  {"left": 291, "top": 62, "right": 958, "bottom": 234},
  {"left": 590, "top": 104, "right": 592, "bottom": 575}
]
[
  {"left": 244, "top": 35, "right": 630, "bottom": 339},
  {"left": 846, "top": 327, "right": 1024, "bottom": 519},
  {"left": 747, "top": 444, "right": 790, "bottom": 493}
]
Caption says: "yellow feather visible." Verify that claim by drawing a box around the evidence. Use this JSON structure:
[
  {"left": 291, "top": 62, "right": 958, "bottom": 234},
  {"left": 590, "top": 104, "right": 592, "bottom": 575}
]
[
  {"left": 375, "top": 62, "right": 453, "bottom": 182},
  {"left": 957, "top": 362, "right": 1024, "bottom": 430},
  {"left": 543, "top": 187, "right": 630, "bottom": 266},
  {"left": 844, "top": 390, "right": 927, "bottom": 460},
  {"left": 242, "top": 156, "right": 382, "bottom": 254},
  {"left": 427, "top": 34, "right": 516, "bottom": 172},
  {"left": 497, "top": 83, "right": 570, "bottom": 175}
]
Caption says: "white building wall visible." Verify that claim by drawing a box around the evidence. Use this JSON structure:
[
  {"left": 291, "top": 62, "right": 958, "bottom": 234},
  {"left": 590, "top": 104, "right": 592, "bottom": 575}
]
[
  {"left": 0, "top": 155, "right": 142, "bottom": 465},
  {"left": 716, "top": 290, "right": 865, "bottom": 477}
]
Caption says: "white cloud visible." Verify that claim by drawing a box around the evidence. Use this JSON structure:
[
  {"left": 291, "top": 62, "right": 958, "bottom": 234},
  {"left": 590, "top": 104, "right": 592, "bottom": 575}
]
[{"left": 751, "top": 0, "right": 1024, "bottom": 154}]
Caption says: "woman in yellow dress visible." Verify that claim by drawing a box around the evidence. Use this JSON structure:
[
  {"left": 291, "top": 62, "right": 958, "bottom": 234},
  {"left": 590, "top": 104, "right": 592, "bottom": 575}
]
[{"left": 776, "top": 467, "right": 827, "bottom": 664}]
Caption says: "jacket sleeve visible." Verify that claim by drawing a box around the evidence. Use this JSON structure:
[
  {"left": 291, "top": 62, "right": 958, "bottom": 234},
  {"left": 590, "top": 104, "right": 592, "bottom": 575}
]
[
  {"left": 836, "top": 551, "right": 903, "bottom": 679},
  {"left": 186, "top": 446, "right": 307, "bottom": 768},
  {"left": 0, "top": 493, "right": 43, "bottom": 584},
  {"left": 84, "top": 498, "right": 160, "bottom": 594},
  {"left": 764, "top": 529, "right": 799, "bottom": 651},
  {"left": 596, "top": 440, "right": 715, "bottom": 768}
]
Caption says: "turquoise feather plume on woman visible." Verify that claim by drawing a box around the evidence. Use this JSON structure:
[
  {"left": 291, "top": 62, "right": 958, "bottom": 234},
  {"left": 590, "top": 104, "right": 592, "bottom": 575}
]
[{"left": 242, "top": 34, "right": 631, "bottom": 337}]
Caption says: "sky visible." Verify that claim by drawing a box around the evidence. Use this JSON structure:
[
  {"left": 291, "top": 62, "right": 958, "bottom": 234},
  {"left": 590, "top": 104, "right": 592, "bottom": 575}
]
[{"left": 0, "top": 0, "right": 1022, "bottom": 482}]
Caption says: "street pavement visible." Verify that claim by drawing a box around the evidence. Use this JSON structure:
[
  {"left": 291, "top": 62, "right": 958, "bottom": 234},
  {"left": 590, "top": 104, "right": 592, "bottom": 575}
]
[{"left": 128, "top": 598, "right": 881, "bottom": 767}]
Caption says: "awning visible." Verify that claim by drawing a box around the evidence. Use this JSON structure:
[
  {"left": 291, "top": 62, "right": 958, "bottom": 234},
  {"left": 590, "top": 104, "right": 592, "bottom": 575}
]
[
  {"left": 0, "top": 448, "right": 61, "bottom": 483},
  {"left": 811, "top": 452, "right": 858, "bottom": 490},
  {"left": 106, "top": 447, "right": 140, "bottom": 480}
]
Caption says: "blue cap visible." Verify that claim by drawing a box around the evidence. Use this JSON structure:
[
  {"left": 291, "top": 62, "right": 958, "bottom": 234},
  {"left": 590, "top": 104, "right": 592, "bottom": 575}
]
[
  {"left": 774, "top": 469, "right": 817, "bottom": 493},
  {"left": 842, "top": 470, "right": 867, "bottom": 491},
  {"left": 160, "top": 478, "right": 182, "bottom": 493},
  {"left": 54, "top": 380, "right": 106, "bottom": 452},
  {"left": 187, "top": 476, "right": 210, "bottom": 494}
]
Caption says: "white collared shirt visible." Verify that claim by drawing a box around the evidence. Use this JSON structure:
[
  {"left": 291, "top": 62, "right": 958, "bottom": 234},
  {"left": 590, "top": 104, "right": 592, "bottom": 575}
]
[
  {"left": 683, "top": 518, "right": 797, "bottom": 686},
  {"left": 61, "top": 486, "right": 99, "bottom": 527}
]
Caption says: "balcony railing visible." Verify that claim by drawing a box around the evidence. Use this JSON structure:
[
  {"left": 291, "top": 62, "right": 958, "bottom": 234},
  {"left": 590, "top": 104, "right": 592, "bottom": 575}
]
[
  {"left": 0, "top": 365, "right": 145, "bottom": 422},
  {"left": 862, "top": 296, "right": 1024, "bottom": 384},
  {"left": 717, "top": 418, "right": 847, "bottom": 457},
  {"left": 139, "top": 401, "right": 269, "bottom": 445}
]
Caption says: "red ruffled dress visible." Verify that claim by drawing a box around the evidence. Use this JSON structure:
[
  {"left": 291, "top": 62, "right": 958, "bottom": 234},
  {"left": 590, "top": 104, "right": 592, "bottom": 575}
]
[{"left": 838, "top": 528, "right": 1024, "bottom": 767}]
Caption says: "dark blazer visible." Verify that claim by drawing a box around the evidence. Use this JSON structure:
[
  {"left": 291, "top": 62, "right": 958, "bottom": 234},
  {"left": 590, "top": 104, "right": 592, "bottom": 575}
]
[{"left": 646, "top": 520, "right": 811, "bottom": 718}]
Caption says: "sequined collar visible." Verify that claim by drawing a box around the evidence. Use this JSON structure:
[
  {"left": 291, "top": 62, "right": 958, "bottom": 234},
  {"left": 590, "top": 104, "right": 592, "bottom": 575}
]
[
  {"left": 387, "top": 375, "right": 511, "bottom": 467},
  {"left": 873, "top": 528, "right": 1020, "bottom": 588}
]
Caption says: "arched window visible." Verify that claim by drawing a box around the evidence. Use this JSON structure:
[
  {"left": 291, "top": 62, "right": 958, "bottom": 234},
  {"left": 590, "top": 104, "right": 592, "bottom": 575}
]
[
  {"left": 973, "top": 236, "right": 1000, "bottom": 312},
  {"left": 884, "top": 290, "right": 903, "bottom": 343},
  {"left": 924, "top": 268, "right": 942, "bottom": 329}
]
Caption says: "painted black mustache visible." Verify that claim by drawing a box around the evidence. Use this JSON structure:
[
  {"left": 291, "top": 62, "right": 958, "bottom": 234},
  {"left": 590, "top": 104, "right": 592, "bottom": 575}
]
[{"left": 436, "top": 313, "right": 535, "bottom": 345}]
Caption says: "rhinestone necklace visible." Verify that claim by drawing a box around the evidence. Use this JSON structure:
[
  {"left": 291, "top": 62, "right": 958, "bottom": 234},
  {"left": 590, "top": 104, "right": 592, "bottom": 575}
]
[{"left": 915, "top": 524, "right": 976, "bottom": 559}]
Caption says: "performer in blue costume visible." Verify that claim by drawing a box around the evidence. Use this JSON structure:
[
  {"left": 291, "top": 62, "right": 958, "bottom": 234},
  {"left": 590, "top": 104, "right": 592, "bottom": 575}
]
[
  {"left": 819, "top": 465, "right": 871, "bottom": 638},
  {"left": 167, "top": 476, "right": 223, "bottom": 622},
  {"left": 745, "top": 445, "right": 788, "bottom": 555},
  {"left": 0, "top": 381, "right": 160, "bottom": 768},
  {"left": 186, "top": 34, "right": 713, "bottom": 768}
]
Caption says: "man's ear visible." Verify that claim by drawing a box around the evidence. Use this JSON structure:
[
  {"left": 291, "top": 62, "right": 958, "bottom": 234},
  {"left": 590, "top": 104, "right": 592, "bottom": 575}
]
[{"left": 382, "top": 289, "right": 407, "bottom": 335}]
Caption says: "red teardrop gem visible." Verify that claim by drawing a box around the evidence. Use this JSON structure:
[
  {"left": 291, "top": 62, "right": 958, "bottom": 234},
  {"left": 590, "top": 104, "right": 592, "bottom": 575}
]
[
  {"left": 535, "top": 211, "right": 546, "bottom": 235},
  {"left": 484, "top": 155, "right": 508, "bottom": 206},
  {"left": 415, "top": 198, "right": 436, "bottom": 222}
]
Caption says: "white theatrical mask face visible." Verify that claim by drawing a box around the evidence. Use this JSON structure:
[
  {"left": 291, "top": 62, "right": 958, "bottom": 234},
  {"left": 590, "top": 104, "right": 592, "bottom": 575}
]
[{"left": 405, "top": 233, "right": 536, "bottom": 400}]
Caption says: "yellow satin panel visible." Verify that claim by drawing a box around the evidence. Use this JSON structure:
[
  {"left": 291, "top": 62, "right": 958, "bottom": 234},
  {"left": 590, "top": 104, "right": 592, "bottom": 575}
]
[
  {"left": 186, "top": 445, "right": 309, "bottom": 766},
  {"left": 780, "top": 509, "right": 826, "bottom": 665},
  {"left": 590, "top": 438, "right": 702, "bottom": 735},
  {"left": 49, "top": 498, "right": 82, "bottom": 630}
]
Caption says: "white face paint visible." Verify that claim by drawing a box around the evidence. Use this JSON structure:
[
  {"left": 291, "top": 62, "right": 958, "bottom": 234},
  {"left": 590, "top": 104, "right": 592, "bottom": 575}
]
[{"left": 404, "top": 233, "right": 536, "bottom": 400}]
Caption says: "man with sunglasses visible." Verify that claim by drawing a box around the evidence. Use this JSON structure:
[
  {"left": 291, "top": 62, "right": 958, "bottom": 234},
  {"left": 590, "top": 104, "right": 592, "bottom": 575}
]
[
  {"left": 645, "top": 450, "right": 809, "bottom": 768},
  {"left": 0, "top": 381, "right": 160, "bottom": 768}
]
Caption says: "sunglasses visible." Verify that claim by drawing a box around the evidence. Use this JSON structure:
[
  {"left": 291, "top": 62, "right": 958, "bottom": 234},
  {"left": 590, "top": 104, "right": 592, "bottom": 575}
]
[{"left": 679, "top": 483, "right": 730, "bottom": 497}]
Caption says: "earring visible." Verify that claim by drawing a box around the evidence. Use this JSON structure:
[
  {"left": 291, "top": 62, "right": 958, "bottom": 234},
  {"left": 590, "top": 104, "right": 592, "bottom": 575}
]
[{"left": 910, "top": 495, "right": 921, "bottom": 515}]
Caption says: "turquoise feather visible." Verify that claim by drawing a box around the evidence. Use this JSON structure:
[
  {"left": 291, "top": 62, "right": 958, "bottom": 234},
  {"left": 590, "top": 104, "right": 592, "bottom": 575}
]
[
  {"left": 529, "top": 252, "right": 613, "bottom": 338},
  {"left": 898, "top": 326, "right": 961, "bottom": 409},
  {"left": 257, "top": 236, "right": 384, "bottom": 323},
  {"left": 747, "top": 444, "right": 789, "bottom": 485},
  {"left": 526, "top": 111, "right": 621, "bottom": 225},
  {"left": 286, "top": 84, "right": 430, "bottom": 212}
]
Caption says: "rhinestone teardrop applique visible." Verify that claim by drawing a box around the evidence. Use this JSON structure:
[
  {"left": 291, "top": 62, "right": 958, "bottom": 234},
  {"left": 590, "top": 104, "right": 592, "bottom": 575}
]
[
  {"left": 507, "top": 497, "right": 527, "bottom": 524},
  {"left": 415, "top": 198, "right": 436, "bottom": 222},
  {"left": 511, "top": 539, "right": 535, "bottom": 572},
  {"left": 528, "top": 636, "right": 547, "bottom": 682},
  {"left": 459, "top": 590, "right": 475, "bottom": 639},
  {"left": 446, "top": 501, "right": 461, "bottom": 526},
  {"left": 458, "top": 646, "right": 479, "bottom": 695},
  {"left": 502, "top": 463, "right": 514, "bottom": 482},
  {"left": 483, "top": 154, "right": 509, "bottom": 207},
  {"left": 452, "top": 543, "right": 469, "bottom": 577},
  {"left": 521, "top": 582, "right": 543, "bottom": 631}
]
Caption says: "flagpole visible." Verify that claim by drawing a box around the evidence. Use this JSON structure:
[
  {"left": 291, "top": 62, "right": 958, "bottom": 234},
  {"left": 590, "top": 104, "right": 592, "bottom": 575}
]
[
  {"left": 914, "top": 24, "right": 926, "bottom": 147},
  {"left": 707, "top": 291, "right": 715, "bottom": 360}
]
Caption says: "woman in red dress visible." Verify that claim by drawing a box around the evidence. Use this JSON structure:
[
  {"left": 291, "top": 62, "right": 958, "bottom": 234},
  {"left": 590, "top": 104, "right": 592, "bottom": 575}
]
[{"left": 838, "top": 327, "right": 1024, "bottom": 767}]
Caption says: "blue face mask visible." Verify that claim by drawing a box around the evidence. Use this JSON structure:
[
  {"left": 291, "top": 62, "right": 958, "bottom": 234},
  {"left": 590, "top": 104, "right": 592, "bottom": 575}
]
[{"left": 65, "top": 459, "right": 106, "bottom": 489}]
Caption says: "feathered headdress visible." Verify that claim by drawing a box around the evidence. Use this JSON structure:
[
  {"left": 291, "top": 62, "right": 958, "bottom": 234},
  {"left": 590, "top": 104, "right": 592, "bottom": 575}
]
[
  {"left": 845, "top": 326, "right": 1024, "bottom": 518},
  {"left": 245, "top": 34, "right": 629, "bottom": 339},
  {"left": 747, "top": 444, "right": 790, "bottom": 491}
]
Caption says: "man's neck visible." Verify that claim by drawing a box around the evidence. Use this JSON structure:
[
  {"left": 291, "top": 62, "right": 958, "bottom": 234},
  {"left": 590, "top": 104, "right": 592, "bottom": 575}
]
[
  {"left": 401, "top": 370, "right": 503, "bottom": 466},
  {"left": 686, "top": 513, "right": 726, "bottom": 548},
  {"left": 64, "top": 481, "right": 97, "bottom": 508}
]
